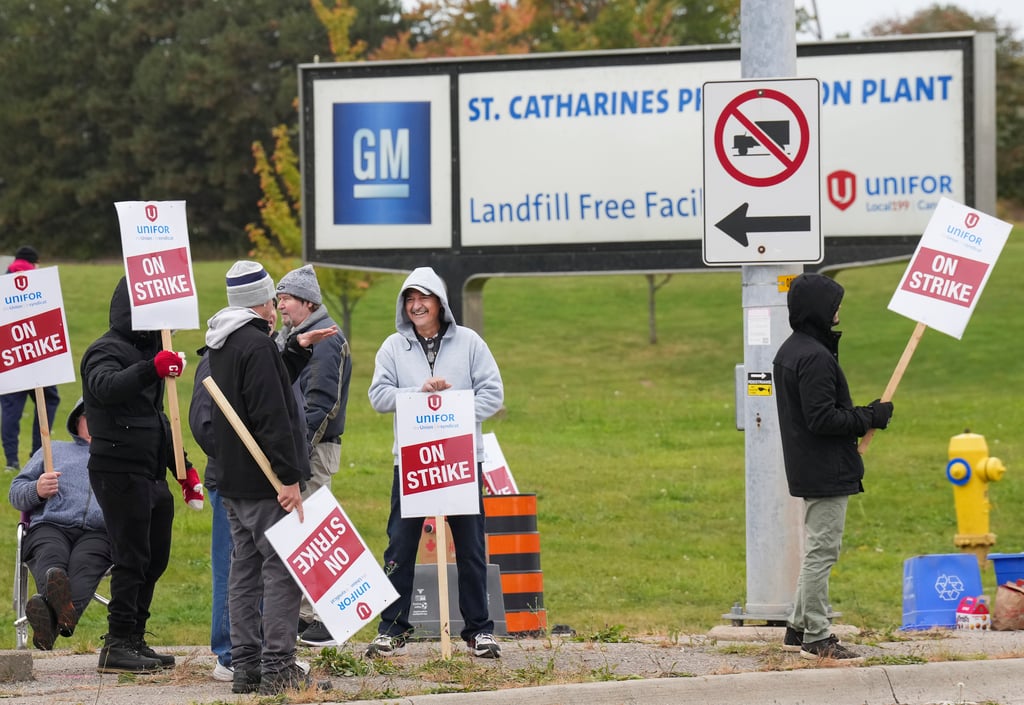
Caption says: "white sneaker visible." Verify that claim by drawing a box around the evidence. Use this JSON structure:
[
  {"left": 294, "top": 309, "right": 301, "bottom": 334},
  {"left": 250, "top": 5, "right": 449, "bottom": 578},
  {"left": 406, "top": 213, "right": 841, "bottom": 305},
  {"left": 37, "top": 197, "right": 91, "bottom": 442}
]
[
  {"left": 212, "top": 662, "right": 234, "bottom": 682},
  {"left": 296, "top": 659, "right": 310, "bottom": 674}
]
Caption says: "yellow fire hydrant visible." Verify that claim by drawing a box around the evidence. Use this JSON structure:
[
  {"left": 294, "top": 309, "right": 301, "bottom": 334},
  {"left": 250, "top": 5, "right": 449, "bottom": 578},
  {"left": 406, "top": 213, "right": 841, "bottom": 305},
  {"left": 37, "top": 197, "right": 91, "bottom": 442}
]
[{"left": 947, "top": 431, "right": 1006, "bottom": 567}]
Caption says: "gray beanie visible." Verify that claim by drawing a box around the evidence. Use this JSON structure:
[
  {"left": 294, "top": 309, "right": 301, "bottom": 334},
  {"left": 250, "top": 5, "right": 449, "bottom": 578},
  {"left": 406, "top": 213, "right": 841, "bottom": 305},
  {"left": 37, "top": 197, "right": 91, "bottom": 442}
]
[
  {"left": 276, "top": 264, "right": 322, "bottom": 305},
  {"left": 225, "top": 260, "right": 276, "bottom": 307}
]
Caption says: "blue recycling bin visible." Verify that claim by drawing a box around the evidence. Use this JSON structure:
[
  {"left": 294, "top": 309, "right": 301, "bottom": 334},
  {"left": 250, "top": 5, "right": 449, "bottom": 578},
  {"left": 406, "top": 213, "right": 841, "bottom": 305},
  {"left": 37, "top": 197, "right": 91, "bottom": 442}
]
[{"left": 902, "top": 554, "right": 983, "bottom": 630}]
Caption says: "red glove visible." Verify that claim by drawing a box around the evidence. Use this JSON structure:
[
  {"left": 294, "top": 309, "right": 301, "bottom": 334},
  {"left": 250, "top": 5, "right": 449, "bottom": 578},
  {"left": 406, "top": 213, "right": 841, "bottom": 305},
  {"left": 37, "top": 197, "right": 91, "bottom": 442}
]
[
  {"left": 154, "top": 350, "right": 186, "bottom": 378},
  {"left": 177, "top": 466, "right": 204, "bottom": 511}
]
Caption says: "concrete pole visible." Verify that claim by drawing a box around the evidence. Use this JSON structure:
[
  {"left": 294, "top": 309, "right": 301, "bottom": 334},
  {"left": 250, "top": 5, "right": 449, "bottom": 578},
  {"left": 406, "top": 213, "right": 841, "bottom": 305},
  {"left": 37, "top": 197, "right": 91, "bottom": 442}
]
[{"left": 735, "top": 0, "right": 805, "bottom": 622}]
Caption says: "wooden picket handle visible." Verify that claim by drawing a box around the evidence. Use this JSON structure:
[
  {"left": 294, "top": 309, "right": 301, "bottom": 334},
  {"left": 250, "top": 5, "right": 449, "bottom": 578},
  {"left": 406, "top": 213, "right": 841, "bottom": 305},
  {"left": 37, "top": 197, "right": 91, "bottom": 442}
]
[
  {"left": 858, "top": 321, "right": 926, "bottom": 455},
  {"left": 201, "top": 376, "right": 282, "bottom": 492},
  {"left": 434, "top": 514, "right": 452, "bottom": 659},
  {"left": 34, "top": 387, "right": 54, "bottom": 475},
  {"left": 161, "top": 330, "right": 187, "bottom": 480}
]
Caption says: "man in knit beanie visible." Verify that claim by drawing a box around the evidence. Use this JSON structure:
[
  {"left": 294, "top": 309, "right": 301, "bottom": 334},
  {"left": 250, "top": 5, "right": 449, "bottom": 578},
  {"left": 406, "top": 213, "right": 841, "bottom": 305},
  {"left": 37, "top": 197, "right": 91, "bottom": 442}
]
[
  {"left": 276, "top": 264, "right": 351, "bottom": 647},
  {"left": 202, "top": 260, "right": 330, "bottom": 695}
]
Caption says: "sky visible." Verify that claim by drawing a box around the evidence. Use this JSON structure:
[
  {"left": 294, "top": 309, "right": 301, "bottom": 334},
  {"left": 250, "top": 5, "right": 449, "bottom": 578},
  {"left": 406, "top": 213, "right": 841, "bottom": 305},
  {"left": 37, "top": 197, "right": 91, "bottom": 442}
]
[{"left": 796, "top": 0, "right": 1024, "bottom": 40}]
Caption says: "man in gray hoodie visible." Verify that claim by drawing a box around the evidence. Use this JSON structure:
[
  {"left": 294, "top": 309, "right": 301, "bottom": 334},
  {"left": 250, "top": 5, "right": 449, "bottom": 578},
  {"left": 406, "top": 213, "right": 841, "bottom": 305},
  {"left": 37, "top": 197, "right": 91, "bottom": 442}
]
[
  {"left": 366, "top": 267, "right": 504, "bottom": 660},
  {"left": 10, "top": 398, "right": 110, "bottom": 650}
]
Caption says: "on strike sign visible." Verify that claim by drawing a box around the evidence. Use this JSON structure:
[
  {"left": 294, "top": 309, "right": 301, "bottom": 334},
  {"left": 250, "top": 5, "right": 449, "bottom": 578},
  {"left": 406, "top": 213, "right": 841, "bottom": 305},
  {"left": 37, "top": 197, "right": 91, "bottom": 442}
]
[
  {"left": 265, "top": 487, "right": 398, "bottom": 645},
  {"left": 396, "top": 389, "right": 479, "bottom": 518},
  {"left": 0, "top": 267, "right": 76, "bottom": 394},
  {"left": 115, "top": 200, "right": 199, "bottom": 330},
  {"left": 888, "top": 197, "right": 1011, "bottom": 339}
]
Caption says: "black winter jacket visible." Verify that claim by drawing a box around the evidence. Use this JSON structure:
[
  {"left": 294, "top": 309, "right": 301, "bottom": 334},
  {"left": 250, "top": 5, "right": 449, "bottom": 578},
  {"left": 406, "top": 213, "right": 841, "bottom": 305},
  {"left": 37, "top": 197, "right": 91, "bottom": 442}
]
[
  {"left": 773, "top": 274, "right": 873, "bottom": 498},
  {"left": 207, "top": 315, "right": 308, "bottom": 499},
  {"left": 81, "top": 277, "right": 184, "bottom": 478}
]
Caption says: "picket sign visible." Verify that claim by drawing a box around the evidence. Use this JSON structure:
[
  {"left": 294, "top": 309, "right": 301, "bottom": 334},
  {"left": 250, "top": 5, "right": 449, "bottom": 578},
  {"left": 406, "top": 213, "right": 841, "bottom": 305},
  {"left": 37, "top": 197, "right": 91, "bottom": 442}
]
[
  {"left": 0, "top": 267, "right": 77, "bottom": 475},
  {"left": 860, "top": 198, "right": 1012, "bottom": 454},
  {"left": 115, "top": 200, "right": 199, "bottom": 479}
]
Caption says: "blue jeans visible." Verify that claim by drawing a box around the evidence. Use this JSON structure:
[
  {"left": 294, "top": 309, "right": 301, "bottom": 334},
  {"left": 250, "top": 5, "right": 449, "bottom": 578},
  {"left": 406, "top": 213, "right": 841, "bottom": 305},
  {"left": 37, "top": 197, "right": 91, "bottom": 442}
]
[
  {"left": 209, "top": 488, "right": 233, "bottom": 667},
  {"left": 376, "top": 465, "right": 493, "bottom": 643},
  {"left": 1, "top": 386, "right": 59, "bottom": 467}
]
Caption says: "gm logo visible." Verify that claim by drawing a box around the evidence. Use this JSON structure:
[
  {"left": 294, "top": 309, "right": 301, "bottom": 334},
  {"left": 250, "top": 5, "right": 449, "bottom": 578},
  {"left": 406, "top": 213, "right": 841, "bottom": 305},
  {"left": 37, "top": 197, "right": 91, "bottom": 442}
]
[{"left": 333, "top": 102, "right": 431, "bottom": 225}]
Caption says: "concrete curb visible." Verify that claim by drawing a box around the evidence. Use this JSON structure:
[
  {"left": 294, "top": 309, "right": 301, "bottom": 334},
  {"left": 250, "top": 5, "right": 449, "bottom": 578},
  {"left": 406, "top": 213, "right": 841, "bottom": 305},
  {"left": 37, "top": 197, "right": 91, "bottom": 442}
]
[{"left": 333, "top": 658, "right": 1024, "bottom": 705}]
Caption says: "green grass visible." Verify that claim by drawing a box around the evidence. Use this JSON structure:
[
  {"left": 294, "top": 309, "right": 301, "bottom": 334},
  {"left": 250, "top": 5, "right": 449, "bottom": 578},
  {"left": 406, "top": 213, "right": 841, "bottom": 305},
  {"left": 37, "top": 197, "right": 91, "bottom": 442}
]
[{"left": 3, "top": 228, "right": 1024, "bottom": 650}]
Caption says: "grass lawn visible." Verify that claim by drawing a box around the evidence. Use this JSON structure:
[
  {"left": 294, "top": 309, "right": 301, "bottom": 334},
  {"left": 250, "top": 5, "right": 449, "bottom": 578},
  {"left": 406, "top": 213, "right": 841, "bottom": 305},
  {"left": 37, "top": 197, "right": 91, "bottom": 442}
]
[{"left": 2, "top": 229, "right": 1023, "bottom": 650}]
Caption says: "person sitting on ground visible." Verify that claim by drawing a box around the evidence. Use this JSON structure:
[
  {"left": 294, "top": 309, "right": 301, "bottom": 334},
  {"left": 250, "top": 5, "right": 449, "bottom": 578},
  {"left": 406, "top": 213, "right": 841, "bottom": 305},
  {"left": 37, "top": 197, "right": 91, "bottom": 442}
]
[{"left": 9, "top": 398, "right": 111, "bottom": 650}]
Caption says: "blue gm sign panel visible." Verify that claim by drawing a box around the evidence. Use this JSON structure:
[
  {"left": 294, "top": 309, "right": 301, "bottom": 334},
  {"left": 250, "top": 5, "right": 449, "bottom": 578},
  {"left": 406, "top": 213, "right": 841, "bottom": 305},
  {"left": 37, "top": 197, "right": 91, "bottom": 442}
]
[{"left": 333, "top": 102, "right": 431, "bottom": 225}]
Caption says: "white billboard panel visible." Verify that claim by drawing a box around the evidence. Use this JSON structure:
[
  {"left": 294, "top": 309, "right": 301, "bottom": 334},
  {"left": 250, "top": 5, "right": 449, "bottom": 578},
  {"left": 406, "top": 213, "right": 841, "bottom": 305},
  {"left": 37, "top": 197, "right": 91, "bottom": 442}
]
[{"left": 300, "top": 34, "right": 992, "bottom": 269}]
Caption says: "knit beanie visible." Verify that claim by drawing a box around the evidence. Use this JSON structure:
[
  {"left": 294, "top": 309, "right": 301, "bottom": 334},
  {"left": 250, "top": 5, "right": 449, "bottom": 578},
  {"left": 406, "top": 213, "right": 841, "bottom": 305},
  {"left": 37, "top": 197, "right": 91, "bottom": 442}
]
[
  {"left": 14, "top": 246, "right": 38, "bottom": 263},
  {"left": 225, "top": 261, "right": 276, "bottom": 307},
  {"left": 276, "top": 264, "right": 322, "bottom": 305}
]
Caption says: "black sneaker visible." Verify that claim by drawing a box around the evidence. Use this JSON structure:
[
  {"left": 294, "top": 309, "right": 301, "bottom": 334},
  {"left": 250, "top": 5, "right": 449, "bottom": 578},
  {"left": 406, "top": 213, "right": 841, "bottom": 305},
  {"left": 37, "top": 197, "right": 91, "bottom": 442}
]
[
  {"left": 131, "top": 633, "right": 175, "bottom": 668},
  {"left": 469, "top": 632, "right": 501, "bottom": 659},
  {"left": 800, "top": 634, "right": 864, "bottom": 663},
  {"left": 97, "top": 634, "right": 163, "bottom": 673},
  {"left": 232, "top": 665, "right": 261, "bottom": 694},
  {"left": 257, "top": 663, "right": 331, "bottom": 695},
  {"left": 25, "top": 594, "right": 57, "bottom": 650},
  {"left": 298, "top": 620, "right": 339, "bottom": 646},
  {"left": 782, "top": 626, "right": 803, "bottom": 652},
  {"left": 44, "top": 567, "right": 77, "bottom": 638},
  {"left": 364, "top": 634, "right": 408, "bottom": 658}
]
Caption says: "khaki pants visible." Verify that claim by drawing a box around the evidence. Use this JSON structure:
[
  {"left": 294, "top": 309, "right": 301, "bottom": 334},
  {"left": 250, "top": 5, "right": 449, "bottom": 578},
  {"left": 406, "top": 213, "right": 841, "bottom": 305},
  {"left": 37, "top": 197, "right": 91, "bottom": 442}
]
[{"left": 789, "top": 495, "right": 848, "bottom": 644}]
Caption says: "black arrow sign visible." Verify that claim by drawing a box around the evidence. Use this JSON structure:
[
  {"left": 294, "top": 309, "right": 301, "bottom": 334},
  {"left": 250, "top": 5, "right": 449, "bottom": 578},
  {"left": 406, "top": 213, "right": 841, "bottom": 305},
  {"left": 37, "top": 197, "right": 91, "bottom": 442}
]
[{"left": 715, "top": 203, "right": 811, "bottom": 247}]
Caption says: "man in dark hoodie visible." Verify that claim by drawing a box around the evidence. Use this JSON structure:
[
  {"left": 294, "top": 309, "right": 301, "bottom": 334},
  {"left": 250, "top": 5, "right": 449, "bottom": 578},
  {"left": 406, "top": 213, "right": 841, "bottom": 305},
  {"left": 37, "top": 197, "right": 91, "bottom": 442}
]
[
  {"left": 773, "top": 273, "right": 893, "bottom": 662},
  {"left": 81, "top": 277, "right": 200, "bottom": 673}
]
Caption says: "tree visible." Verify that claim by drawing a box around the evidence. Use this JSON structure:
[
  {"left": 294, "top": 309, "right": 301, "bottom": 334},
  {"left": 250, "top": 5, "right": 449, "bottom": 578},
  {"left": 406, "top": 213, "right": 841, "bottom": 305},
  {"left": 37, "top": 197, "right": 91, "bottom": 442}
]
[
  {"left": 865, "top": 3, "right": 1024, "bottom": 208},
  {"left": 246, "top": 0, "right": 395, "bottom": 340},
  {"left": 0, "top": 1, "right": 405, "bottom": 257}
]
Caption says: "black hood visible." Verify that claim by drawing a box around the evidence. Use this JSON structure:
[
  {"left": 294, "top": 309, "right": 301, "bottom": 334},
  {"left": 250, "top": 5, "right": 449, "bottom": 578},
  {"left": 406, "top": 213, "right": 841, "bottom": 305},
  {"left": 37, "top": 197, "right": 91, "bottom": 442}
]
[
  {"left": 787, "top": 273, "right": 844, "bottom": 341},
  {"left": 65, "top": 397, "right": 86, "bottom": 438},
  {"left": 109, "top": 276, "right": 159, "bottom": 347}
]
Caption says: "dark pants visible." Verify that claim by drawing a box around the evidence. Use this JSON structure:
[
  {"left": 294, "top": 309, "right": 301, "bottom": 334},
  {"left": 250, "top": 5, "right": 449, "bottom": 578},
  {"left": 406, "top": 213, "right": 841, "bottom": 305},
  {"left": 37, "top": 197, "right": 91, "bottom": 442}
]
[
  {"left": 23, "top": 523, "right": 111, "bottom": 619},
  {"left": 377, "top": 464, "right": 493, "bottom": 643},
  {"left": 1, "top": 386, "right": 59, "bottom": 467},
  {"left": 88, "top": 470, "right": 174, "bottom": 637}
]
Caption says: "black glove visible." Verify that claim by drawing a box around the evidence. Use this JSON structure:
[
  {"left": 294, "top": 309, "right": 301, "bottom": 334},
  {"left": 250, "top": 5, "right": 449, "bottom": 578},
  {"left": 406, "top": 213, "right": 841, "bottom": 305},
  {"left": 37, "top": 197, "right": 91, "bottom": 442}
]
[{"left": 868, "top": 399, "right": 894, "bottom": 429}]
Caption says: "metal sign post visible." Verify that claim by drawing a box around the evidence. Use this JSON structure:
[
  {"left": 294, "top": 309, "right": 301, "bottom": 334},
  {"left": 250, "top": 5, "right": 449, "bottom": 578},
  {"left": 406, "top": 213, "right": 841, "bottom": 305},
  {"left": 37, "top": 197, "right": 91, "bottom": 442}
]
[{"left": 721, "top": 0, "right": 806, "bottom": 625}]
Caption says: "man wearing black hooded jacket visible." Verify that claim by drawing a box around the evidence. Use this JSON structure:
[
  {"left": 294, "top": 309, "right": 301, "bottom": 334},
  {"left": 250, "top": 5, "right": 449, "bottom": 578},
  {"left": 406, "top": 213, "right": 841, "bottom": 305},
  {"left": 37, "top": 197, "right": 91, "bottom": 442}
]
[
  {"left": 81, "top": 277, "right": 196, "bottom": 673},
  {"left": 773, "top": 273, "right": 893, "bottom": 662}
]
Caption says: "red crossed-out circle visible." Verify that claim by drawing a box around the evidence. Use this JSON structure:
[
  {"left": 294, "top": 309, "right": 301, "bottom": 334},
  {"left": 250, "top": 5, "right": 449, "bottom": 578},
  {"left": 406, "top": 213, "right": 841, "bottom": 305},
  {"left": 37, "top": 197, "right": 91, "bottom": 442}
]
[{"left": 713, "top": 88, "right": 810, "bottom": 188}]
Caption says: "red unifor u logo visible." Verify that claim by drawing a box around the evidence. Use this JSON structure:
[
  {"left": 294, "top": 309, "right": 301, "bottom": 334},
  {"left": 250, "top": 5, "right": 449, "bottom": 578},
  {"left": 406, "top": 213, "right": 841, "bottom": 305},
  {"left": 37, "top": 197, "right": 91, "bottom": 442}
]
[
  {"left": 145, "top": 204, "right": 159, "bottom": 222},
  {"left": 965, "top": 212, "right": 980, "bottom": 229},
  {"left": 827, "top": 170, "right": 856, "bottom": 211},
  {"left": 427, "top": 394, "right": 442, "bottom": 411},
  {"left": 14, "top": 275, "right": 28, "bottom": 292}
]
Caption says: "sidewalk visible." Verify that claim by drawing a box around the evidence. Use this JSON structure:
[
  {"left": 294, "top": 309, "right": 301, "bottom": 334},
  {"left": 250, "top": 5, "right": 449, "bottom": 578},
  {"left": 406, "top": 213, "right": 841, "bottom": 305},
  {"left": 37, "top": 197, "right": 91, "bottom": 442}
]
[{"left": 0, "top": 627, "right": 1022, "bottom": 705}]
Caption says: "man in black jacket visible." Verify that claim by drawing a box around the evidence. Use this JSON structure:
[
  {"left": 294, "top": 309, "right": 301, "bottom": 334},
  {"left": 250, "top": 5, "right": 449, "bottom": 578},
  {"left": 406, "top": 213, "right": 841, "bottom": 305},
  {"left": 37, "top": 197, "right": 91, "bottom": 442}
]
[
  {"left": 81, "top": 277, "right": 200, "bottom": 673},
  {"left": 204, "top": 260, "right": 324, "bottom": 696},
  {"left": 773, "top": 273, "right": 893, "bottom": 662}
]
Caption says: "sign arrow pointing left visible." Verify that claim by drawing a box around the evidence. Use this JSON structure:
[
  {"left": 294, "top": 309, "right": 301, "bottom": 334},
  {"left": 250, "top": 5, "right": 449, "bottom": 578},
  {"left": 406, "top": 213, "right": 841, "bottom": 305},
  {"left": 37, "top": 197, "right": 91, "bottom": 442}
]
[{"left": 715, "top": 202, "right": 811, "bottom": 247}]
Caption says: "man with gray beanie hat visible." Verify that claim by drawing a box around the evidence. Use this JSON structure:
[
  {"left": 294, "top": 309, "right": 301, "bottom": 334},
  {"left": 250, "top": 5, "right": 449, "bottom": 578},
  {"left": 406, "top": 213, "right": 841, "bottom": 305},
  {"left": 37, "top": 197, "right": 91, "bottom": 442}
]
[
  {"left": 275, "top": 263, "right": 352, "bottom": 647},
  {"left": 203, "top": 260, "right": 329, "bottom": 695}
]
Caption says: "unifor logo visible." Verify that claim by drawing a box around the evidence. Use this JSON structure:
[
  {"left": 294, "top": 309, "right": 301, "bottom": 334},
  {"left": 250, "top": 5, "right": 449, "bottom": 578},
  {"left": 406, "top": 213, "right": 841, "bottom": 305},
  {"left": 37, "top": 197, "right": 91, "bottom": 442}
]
[
  {"left": 333, "top": 102, "right": 431, "bottom": 225},
  {"left": 145, "top": 203, "right": 159, "bottom": 222},
  {"left": 827, "top": 170, "right": 856, "bottom": 211},
  {"left": 356, "top": 602, "right": 372, "bottom": 620},
  {"left": 14, "top": 274, "right": 28, "bottom": 292},
  {"left": 428, "top": 394, "right": 442, "bottom": 411},
  {"left": 964, "top": 212, "right": 980, "bottom": 229}
]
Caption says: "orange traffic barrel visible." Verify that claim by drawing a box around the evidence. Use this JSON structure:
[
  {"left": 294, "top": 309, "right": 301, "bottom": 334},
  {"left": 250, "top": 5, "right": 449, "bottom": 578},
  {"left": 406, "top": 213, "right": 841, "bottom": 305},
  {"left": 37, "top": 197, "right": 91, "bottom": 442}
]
[{"left": 483, "top": 493, "right": 547, "bottom": 635}]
